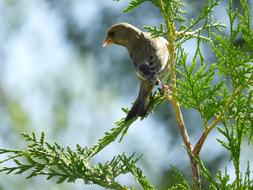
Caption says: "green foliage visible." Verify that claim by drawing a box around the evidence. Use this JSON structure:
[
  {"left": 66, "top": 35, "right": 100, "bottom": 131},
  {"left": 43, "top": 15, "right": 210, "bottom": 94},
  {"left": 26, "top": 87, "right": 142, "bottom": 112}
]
[
  {"left": 144, "top": 24, "right": 166, "bottom": 38},
  {"left": 216, "top": 91, "right": 253, "bottom": 189},
  {"left": 1, "top": 0, "right": 253, "bottom": 189},
  {"left": 167, "top": 167, "right": 191, "bottom": 190},
  {"left": 183, "top": 0, "right": 219, "bottom": 32},
  {"left": 176, "top": 0, "right": 226, "bottom": 48},
  {"left": 86, "top": 89, "right": 165, "bottom": 156},
  {"left": 197, "top": 157, "right": 253, "bottom": 190},
  {"left": 0, "top": 132, "right": 153, "bottom": 190},
  {"left": 211, "top": 0, "right": 253, "bottom": 89},
  {"left": 160, "top": 0, "right": 186, "bottom": 23},
  {"left": 176, "top": 47, "right": 227, "bottom": 126},
  {"left": 239, "top": 0, "right": 253, "bottom": 52},
  {"left": 123, "top": 0, "right": 145, "bottom": 13}
]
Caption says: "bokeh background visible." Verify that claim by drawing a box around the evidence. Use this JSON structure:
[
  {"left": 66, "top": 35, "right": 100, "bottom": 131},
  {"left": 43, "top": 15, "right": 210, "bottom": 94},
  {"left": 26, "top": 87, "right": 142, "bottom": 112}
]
[{"left": 0, "top": 0, "right": 252, "bottom": 189}]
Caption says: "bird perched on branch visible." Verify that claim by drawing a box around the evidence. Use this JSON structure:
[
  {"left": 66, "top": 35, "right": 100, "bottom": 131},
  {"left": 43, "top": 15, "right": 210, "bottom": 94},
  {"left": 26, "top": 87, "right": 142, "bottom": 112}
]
[{"left": 103, "top": 23, "right": 169, "bottom": 121}]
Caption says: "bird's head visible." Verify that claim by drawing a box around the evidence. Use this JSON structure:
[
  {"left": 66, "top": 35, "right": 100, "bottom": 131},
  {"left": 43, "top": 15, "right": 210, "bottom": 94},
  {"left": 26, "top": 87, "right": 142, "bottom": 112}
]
[{"left": 102, "top": 23, "right": 141, "bottom": 48}]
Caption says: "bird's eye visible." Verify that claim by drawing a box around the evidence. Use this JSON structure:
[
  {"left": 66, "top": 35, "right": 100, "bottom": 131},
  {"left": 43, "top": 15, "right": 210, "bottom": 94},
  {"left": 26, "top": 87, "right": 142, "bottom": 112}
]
[{"left": 108, "top": 31, "right": 115, "bottom": 37}]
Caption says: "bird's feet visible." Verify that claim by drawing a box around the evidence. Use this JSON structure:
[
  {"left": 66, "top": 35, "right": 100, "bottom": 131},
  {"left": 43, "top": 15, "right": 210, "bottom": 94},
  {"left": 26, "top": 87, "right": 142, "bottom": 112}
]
[
  {"left": 162, "top": 83, "right": 172, "bottom": 95},
  {"left": 156, "top": 79, "right": 172, "bottom": 95}
]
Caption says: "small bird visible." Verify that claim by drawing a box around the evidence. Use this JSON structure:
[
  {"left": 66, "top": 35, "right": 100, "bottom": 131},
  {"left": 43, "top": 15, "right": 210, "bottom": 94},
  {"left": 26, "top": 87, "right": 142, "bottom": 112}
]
[{"left": 103, "top": 23, "right": 169, "bottom": 121}]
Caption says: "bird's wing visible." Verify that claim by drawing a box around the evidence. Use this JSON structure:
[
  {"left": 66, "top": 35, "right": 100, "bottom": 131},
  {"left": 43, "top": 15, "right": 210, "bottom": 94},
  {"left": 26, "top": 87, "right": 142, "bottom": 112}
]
[
  {"left": 131, "top": 34, "right": 169, "bottom": 84},
  {"left": 136, "top": 55, "right": 161, "bottom": 84},
  {"left": 156, "top": 37, "right": 169, "bottom": 70}
]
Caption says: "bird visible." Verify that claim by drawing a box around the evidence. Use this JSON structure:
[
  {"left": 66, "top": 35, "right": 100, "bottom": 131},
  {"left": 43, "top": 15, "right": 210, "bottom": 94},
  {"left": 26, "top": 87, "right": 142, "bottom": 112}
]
[{"left": 102, "top": 22, "right": 169, "bottom": 121}]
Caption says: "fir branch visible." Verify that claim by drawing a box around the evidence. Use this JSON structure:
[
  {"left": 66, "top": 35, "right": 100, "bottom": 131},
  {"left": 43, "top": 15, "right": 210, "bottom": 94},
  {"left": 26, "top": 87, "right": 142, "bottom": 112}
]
[
  {"left": 167, "top": 167, "right": 191, "bottom": 190},
  {"left": 175, "top": 21, "right": 226, "bottom": 48},
  {"left": 239, "top": 0, "right": 253, "bottom": 51},
  {"left": 183, "top": 0, "right": 219, "bottom": 33},
  {"left": 123, "top": 0, "right": 145, "bottom": 13},
  {"left": 119, "top": 154, "right": 155, "bottom": 190},
  {"left": 156, "top": 0, "right": 203, "bottom": 189},
  {"left": 0, "top": 132, "right": 153, "bottom": 190},
  {"left": 88, "top": 120, "right": 131, "bottom": 156},
  {"left": 144, "top": 24, "right": 166, "bottom": 37},
  {"left": 193, "top": 73, "right": 253, "bottom": 155},
  {"left": 176, "top": 49, "right": 226, "bottom": 125},
  {"left": 89, "top": 89, "right": 165, "bottom": 157}
]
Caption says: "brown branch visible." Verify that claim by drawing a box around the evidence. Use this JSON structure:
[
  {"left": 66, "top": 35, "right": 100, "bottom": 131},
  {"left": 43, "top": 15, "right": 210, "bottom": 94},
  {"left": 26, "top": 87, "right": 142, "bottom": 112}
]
[
  {"left": 158, "top": 1, "right": 201, "bottom": 189},
  {"left": 193, "top": 115, "right": 222, "bottom": 155},
  {"left": 157, "top": 0, "right": 252, "bottom": 187},
  {"left": 158, "top": 0, "right": 192, "bottom": 151},
  {"left": 193, "top": 74, "right": 253, "bottom": 155}
]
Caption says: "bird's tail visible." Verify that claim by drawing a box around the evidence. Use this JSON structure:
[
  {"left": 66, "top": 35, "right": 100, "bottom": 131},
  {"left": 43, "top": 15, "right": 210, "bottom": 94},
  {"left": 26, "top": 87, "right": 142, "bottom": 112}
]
[{"left": 125, "top": 81, "right": 153, "bottom": 121}]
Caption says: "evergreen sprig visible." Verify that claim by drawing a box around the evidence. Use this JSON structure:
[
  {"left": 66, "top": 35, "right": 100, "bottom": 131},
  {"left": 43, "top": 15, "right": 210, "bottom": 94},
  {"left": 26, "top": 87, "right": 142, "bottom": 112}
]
[
  {"left": 176, "top": 48, "right": 226, "bottom": 126},
  {"left": 0, "top": 132, "right": 152, "bottom": 190},
  {"left": 216, "top": 91, "right": 253, "bottom": 188},
  {"left": 183, "top": 0, "right": 219, "bottom": 33},
  {"left": 167, "top": 167, "right": 191, "bottom": 190},
  {"left": 198, "top": 156, "right": 253, "bottom": 190},
  {"left": 144, "top": 24, "right": 166, "bottom": 37},
  {"left": 123, "top": 0, "right": 145, "bottom": 13},
  {"left": 239, "top": 0, "right": 253, "bottom": 52},
  {"left": 89, "top": 88, "right": 165, "bottom": 157}
]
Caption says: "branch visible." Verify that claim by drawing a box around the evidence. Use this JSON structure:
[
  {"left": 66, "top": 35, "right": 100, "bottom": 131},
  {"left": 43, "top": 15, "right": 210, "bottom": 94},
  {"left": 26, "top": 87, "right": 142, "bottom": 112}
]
[
  {"left": 193, "top": 74, "right": 253, "bottom": 155},
  {"left": 157, "top": 1, "right": 201, "bottom": 189},
  {"left": 0, "top": 133, "right": 153, "bottom": 190},
  {"left": 183, "top": 0, "right": 219, "bottom": 33},
  {"left": 158, "top": 0, "right": 193, "bottom": 157},
  {"left": 176, "top": 22, "right": 225, "bottom": 39}
]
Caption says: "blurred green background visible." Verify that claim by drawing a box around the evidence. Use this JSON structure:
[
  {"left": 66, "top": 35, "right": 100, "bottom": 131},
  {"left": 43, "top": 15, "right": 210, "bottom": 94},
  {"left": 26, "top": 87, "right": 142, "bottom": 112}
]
[{"left": 0, "top": 0, "right": 252, "bottom": 189}]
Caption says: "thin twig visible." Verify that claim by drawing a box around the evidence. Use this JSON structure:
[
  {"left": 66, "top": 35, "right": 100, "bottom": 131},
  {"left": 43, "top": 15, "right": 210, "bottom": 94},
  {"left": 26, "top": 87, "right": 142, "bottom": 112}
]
[
  {"left": 157, "top": 1, "right": 201, "bottom": 189},
  {"left": 193, "top": 74, "right": 253, "bottom": 155}
]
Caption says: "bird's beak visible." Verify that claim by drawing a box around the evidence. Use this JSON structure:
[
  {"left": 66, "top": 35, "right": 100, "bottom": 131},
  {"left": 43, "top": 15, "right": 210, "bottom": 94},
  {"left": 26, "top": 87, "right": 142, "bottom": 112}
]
[{"left": 102, "top": 38, "right": 113, "bottom": 47}]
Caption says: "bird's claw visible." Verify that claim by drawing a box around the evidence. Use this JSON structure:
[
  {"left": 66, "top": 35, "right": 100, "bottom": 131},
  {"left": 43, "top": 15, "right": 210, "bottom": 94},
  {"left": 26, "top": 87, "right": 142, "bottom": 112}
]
[
  {"left": 156, "top": 79, "right": 172, "bottom": 95},
  {"left": 162, "top": 84, "right": 172, "bottom": 95}
]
